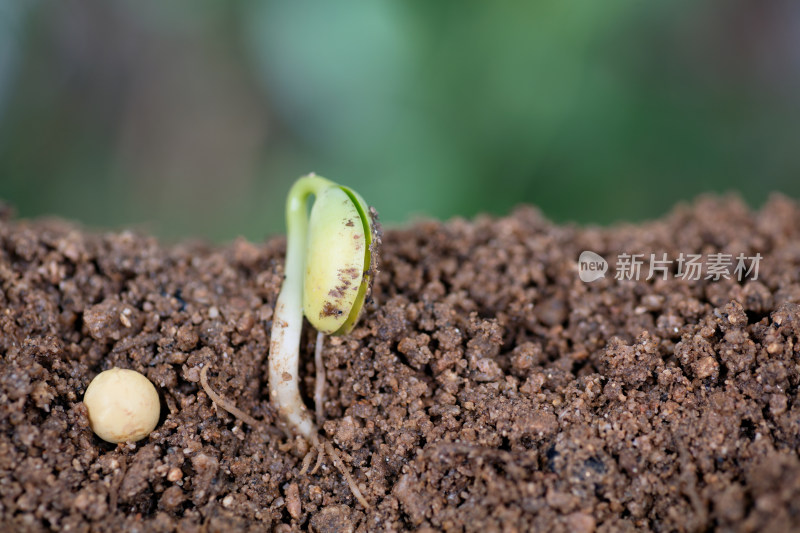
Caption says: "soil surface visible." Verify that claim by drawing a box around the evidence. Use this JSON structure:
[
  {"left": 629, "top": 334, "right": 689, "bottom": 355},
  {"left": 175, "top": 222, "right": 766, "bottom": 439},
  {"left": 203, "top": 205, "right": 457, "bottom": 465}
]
[{"left": 1, "top": 195, "right": 799, "bottom": 532}]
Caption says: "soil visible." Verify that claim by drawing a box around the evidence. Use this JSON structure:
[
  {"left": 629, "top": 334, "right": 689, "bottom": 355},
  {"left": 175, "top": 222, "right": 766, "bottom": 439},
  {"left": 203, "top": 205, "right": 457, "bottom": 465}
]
[{"left": 0, "top": 195, "right": 799, "bottom": 532}]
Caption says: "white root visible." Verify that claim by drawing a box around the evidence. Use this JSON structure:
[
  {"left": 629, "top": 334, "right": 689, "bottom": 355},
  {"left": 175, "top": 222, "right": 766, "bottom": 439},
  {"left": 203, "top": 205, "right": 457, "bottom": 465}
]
[{"left": 315, "top": 330, "right": 326, "bottom": 427}]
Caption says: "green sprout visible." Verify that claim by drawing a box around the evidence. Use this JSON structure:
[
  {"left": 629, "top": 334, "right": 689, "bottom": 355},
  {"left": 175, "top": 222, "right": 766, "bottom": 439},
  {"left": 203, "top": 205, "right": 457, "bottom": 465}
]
[{"left": 269, "top": 174, "right": 379, "bottom": 442}]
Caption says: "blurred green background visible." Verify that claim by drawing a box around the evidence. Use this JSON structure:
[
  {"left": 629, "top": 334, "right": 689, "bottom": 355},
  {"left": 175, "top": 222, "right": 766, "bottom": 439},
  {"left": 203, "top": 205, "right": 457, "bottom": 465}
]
[{"left": 1, "top": 0, "right": 798, "bottom": 242}]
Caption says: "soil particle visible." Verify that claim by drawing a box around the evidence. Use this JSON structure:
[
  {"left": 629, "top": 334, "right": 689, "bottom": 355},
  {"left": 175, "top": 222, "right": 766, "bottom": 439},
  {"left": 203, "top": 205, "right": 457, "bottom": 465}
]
[
  {"left": 310, "top": 504, "right": 354, "bottom": 533},
  {"left": 1, "top": 195, "right": 800, "bottom": 531},
  {"left": 285, "top": 482, "right": 302, "bottom": 520}
]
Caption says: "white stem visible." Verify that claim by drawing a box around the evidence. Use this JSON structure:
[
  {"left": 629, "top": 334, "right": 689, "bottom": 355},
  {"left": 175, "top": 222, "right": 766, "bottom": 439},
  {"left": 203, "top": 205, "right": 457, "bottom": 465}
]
[
  {"left": 269, "top": 292, "right": 316, "bottom": 440},
  {"left": 269, "top": 175, "right": 333, "bottom": 442}
]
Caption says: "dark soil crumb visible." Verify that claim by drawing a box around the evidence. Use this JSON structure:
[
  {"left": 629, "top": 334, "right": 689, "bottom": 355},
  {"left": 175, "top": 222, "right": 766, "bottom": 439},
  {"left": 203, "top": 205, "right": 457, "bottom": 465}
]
[{"left": 1, "top": 194, "right": 799, "bottom": 532}]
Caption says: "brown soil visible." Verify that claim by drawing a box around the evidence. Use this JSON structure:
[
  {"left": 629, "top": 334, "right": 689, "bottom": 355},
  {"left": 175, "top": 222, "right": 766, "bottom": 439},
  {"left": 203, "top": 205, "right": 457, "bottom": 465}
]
[{"left": 1, "top": 195, "right": 799, "bottom": 532}]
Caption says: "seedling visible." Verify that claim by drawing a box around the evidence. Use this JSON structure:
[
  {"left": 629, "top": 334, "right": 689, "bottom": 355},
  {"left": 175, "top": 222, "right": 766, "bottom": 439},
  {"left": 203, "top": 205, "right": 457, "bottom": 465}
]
[{"left": 269, "top": 174, "right": 379, "bottom": 442}]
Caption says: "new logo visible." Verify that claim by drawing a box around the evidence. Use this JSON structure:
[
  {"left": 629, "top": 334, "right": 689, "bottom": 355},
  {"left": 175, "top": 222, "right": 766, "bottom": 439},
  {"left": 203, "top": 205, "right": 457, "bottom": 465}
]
[{"left": 578, "top": 251, "right": 608, "bottom": 282}]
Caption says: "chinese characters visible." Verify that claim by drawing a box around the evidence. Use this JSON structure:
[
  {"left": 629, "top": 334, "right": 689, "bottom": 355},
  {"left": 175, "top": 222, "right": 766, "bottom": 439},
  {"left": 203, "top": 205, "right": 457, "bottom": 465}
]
[{"left": 613, "top": 252, "right": 761, "bottom": 282}]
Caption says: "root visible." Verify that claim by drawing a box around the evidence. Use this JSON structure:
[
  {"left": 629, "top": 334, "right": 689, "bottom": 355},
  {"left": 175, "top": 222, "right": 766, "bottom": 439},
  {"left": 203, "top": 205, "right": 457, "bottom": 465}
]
[
  {"left": 299, "top": 447, "right": 316, "bottom": 476},
  {"left": 309, "top": 442, "right": 325, "bottom": 475},
  {"left": 200, "top": 365, "right": 261, "bottom": 427},
  {"left": 311, "top": 333, "right": 369, "bottom": 508},
  {"left": 324, "top": 439, "right": 370, "bottom": 509},
  {"left": 299, "top": 440, "right": 325, "bottom": 476},
  {"left": 201, "top": 364, "right": 370, "bottom": 509},
  {"left": 297, "top": 437, "right": 369, "bottom": 508},
  {"left": 314, "top": 331, "right": 325, "bottom": 427}
]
